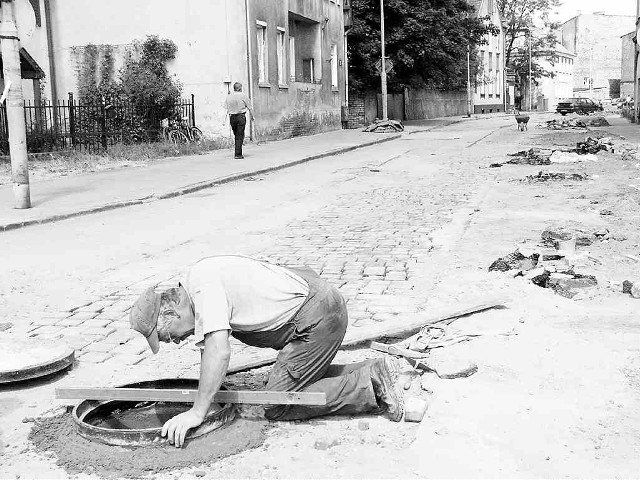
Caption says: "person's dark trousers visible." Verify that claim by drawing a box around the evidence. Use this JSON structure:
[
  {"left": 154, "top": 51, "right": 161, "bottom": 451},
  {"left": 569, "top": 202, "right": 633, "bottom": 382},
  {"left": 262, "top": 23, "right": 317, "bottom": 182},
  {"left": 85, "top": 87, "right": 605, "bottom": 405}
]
[
  {"left": 232, "top": 267, "right": 380, "bottom": 421},
  {"left": 229, "top": 113, "right": 246, "bottom": 157}
]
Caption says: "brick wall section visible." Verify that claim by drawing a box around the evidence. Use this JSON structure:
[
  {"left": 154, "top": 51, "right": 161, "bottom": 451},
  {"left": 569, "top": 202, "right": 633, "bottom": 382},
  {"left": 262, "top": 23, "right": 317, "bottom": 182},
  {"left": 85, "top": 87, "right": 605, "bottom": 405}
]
[{"left": 347, "top": 95, "right": 366, "bottom": 128}]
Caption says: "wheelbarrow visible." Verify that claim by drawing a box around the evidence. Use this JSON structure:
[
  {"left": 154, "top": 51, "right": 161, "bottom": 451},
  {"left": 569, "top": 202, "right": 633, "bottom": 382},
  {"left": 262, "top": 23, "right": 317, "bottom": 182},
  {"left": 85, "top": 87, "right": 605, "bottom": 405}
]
[{"left": 515, "top": 114, "right": 530, "bottom": 131}]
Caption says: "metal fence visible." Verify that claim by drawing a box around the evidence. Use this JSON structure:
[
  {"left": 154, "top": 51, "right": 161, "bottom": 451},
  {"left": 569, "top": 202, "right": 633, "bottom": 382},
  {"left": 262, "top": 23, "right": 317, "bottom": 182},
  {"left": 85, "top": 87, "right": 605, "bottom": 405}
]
[{"left": 0, "top": 94, "right": 196, "bottom": 154}]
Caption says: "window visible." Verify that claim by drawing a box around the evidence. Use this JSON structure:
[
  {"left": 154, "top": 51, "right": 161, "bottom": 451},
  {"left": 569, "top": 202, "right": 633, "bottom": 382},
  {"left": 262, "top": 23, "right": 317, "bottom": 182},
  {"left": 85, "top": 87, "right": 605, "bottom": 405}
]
[
  {"left": 496, "top": 53, "right": 500, "bottom": 97},
  {"left": 289, "top": 36, "right": 296, "bottom": 80},
  {"left": 277, "top": 28, "right": 286, "bottom": 85},
  {"left": 256, "top": 21, "right": 267, "bottom": 83},
  {"left": 488, "top": 52, "right": 493, "bottom": 95},
  {"left": 330, "top": 44, "right": 338, "bottom": 88},
  {"left": 302, "top": 58, "right": 315, "bottom": 83}
]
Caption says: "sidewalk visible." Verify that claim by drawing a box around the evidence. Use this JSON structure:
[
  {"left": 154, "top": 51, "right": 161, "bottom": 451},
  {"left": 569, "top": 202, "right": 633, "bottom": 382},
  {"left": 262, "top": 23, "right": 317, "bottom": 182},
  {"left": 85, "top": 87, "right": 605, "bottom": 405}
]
[
  {"left": 0, "top": 130, "right": 396, "bottom": 231},
  {"left": 0, "top": 117, "right": 470, "bottom": 232}
]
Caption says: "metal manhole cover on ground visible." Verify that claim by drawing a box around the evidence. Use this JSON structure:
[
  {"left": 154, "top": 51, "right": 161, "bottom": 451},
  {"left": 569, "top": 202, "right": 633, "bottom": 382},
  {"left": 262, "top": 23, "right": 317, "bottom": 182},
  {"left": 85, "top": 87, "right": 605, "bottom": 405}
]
[
  {"left": 0, "top": 338, "right": 75, "bottom": 384},
  {"left": 72, "top": 379, "right": 236, "bottom": 447}
]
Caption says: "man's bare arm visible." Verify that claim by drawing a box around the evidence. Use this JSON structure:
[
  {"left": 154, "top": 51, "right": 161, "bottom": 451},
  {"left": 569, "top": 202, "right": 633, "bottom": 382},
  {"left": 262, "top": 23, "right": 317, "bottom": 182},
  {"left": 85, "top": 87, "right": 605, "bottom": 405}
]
[
  {"left": 192, "top": 329, "right": 231, "bottom": 417},
  {"left": 161, "top": 329, "right": 231, "bottom": 447}
]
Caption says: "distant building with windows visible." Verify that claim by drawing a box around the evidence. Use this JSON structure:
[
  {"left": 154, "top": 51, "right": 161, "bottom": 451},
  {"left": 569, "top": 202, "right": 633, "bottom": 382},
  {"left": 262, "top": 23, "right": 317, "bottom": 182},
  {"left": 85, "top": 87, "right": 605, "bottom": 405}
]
[
  {"left": 468, "top": 0, "right": 505, "bottom": 113},
  {"left": 8, "top": 0, "right": 348, "bottom": 140},
  {"left": 537, "top": 43, "right": 576, "bottom": 111},
  {"left": 559, "top": 12, "right": 635, "bottom": 99}
]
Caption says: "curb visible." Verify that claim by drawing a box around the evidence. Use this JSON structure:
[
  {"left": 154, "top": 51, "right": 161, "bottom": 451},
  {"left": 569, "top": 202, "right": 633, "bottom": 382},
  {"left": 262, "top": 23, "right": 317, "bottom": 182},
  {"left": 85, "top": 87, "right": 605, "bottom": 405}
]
[{"left": 0, "top": 133, "right": 401, "bottom": 232}]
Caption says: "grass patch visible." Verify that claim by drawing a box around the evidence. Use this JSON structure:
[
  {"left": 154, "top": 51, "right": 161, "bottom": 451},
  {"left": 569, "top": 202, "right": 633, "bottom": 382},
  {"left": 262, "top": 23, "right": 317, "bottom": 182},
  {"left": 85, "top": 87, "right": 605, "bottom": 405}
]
[{"left": 0, "top": 138, "right": 233, "bottom": 185}]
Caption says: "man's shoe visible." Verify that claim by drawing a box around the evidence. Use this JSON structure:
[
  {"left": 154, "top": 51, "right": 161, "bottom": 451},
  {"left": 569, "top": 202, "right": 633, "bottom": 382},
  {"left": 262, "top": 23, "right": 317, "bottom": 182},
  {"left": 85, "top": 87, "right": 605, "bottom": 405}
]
[
  {"left": 370, "top": 357, "right": 404, "bottom": 421},
  {"left": 234, "top": 155, "right": 244, "bottom": 159}
]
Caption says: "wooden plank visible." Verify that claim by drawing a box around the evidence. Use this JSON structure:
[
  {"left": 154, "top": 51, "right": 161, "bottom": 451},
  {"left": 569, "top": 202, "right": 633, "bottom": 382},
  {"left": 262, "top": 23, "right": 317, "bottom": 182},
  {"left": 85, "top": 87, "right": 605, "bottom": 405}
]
[
  {"left": 343, "top": 298, "right": 508, "bottom": 346},
  {"left": 225, "top": 298, "right": 507, "bottom": 375},
  {"left": 55, "top": 388, "right": 326, "bottom": 406}
]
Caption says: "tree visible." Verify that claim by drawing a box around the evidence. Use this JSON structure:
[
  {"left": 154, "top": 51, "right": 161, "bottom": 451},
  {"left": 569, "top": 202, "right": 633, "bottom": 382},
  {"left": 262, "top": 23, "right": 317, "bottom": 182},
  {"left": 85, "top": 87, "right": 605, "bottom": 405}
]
[
  {"left": 497, "top": 0, "right": 560, "bottom": 83},
  {"left": 348, "top": 0, "right": 499, "bottom": 92}
]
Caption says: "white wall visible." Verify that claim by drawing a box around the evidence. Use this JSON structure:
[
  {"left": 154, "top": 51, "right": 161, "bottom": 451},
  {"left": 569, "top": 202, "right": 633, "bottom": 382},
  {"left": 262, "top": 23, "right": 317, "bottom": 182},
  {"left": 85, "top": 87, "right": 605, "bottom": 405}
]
[{"left": 47, "top": 0, "right": 248, "bottom": 136}]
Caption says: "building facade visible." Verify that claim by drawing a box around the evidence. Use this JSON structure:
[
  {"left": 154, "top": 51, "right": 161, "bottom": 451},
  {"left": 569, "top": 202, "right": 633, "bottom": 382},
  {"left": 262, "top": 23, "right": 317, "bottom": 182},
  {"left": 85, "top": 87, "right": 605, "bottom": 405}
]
[
  {"left": 621, "top": 31, "right": 636, "bottom": 99},
  {"left": 469, "top": 0, "right": 505, "bottom": 114},
  {"left": 7, "top": 0, "right": 346, "bottom": 140},
  {"left": 536, "top": 44, "right": 576, "bottom": 111},
  {"left": 560, "top": 12, "right": 635, "bottom": 99}
]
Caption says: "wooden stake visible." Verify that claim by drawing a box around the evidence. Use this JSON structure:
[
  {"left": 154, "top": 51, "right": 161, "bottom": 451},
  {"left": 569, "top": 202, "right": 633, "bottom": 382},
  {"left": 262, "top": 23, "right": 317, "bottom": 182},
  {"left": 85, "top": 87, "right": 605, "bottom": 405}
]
[{"left": 55, "top": 387, "right": 326, "bottom": 406}]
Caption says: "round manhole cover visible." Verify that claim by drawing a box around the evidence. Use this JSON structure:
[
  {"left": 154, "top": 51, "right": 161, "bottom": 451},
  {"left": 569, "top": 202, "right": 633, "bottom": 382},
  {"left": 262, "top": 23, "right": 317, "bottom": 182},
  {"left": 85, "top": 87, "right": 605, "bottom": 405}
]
[
  {"left": 73, "top": 379, "right": 236, "bottom": 447},
  {"left": 0, "top": 338, "right": 75, "bottom": 384}
]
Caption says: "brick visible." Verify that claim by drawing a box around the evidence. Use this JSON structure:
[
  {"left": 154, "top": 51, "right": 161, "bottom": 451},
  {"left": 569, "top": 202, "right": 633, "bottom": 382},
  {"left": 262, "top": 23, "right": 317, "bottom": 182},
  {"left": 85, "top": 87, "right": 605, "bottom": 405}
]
[
  {"left": 29, "top": 325, "right": 65, "bottom": 336},
  {"left": 60, "top": 335, "right": 94, "bottom": 351},
  {"left": 82, "top": 342, "right": 118, "bottom": 353},
  {"left": 112, "top": 342, "right": 148, "bottom": 356},
  {"left": 363, "top": 266, "right": 386, "bottom": 277},
  {"left": 55, "top": 317, "right": 85, "bottom": 327},
  {"left": 79, "top": 351, "right": 113, "bottom": 364},
  {"left": 81, "top": 318, "right": 114, "bottom": 329},
  {"left": 66, "top": 311, "right": 99, "bottom": 322},
  {"left": 31, "top": 317, "right": 60, "bottom": 329},
  {"left": 109, "top": 353, "right": 146, "bottom": 366}
]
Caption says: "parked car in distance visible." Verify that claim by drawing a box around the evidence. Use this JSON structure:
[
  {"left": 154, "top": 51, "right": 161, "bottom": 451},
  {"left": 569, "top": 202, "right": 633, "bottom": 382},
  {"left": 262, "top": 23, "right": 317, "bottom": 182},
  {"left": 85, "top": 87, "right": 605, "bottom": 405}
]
[{"left": 556, "top": 98, "right": 604, "bottom": 115}]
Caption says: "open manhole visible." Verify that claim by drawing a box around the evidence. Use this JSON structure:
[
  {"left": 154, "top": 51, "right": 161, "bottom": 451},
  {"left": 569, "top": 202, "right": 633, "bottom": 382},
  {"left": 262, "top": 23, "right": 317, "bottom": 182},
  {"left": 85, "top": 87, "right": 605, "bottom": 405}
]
[
  {"left": 0, "top": 338, "right": 75, "bottom": 384},
  {"left": 73, "top": 379, "right": 236, "bottom": 447}
]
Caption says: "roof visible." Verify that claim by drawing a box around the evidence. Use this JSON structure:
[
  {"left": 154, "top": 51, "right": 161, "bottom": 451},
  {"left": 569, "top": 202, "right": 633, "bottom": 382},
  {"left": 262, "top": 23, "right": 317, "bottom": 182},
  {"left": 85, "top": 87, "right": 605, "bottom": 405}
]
[{"left": 555, "top": 43, "right": 576, "bottom": 57}]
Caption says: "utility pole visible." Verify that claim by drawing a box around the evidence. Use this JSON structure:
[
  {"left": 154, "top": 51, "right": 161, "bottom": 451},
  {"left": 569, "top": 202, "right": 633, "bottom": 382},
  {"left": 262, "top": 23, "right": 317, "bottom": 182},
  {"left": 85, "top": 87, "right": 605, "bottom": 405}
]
[
  {"left": 466, "top": 45, "right": 472, "bottom": 117},
  {"left": 379, "top": 0, "right": 388, "bottom": 121},
  {"left": 528, "top": 30, "right": 532, "bottom": 112},
  {"left": 0, "top": 0, "right": 30, "bottom": 208}
]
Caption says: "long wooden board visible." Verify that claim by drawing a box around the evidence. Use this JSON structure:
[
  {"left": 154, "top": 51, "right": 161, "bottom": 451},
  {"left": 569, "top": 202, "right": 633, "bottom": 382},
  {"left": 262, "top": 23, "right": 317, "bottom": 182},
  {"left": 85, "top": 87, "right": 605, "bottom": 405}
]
[
  {"left": 225, "top": 298, "right": 508, "bottom": 374},
  {"left": 56, "top": 388, "right": 326, "bottom": 405}
]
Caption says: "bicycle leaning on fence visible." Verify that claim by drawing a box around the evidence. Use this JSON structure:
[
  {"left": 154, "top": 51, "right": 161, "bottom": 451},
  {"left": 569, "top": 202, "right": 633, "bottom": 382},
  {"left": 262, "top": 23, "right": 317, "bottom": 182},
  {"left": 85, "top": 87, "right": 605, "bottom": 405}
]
[{"left": 161, "top": 116, "right": 204, "bottom": 144}]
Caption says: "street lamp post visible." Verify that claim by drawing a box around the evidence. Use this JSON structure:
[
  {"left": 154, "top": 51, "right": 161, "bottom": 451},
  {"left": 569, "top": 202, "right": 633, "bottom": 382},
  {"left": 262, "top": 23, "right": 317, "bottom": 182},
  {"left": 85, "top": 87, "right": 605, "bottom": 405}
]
[
  {"left": 528, "top": 29, "right": 532, "bottom": 111},
  {"left": 467, "top": 45, "right": 472, "bottom": 117},
  {"left": 379, "top": 0, "right": 388, "bottom": 121}
]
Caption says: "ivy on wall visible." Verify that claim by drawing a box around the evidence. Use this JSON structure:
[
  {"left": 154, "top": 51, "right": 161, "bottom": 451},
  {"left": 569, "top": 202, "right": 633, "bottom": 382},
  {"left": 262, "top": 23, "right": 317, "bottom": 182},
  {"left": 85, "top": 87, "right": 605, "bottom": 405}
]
[{"left": 72, "top": 35, "right": 181, "bottom": 113}]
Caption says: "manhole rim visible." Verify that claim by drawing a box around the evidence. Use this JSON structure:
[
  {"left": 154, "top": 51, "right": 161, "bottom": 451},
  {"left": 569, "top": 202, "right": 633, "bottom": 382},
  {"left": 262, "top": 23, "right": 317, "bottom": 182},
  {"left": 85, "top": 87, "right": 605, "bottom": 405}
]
[
  {"left": 72, "top": 378, "right": 236, "bottom": 446},
  {"left": 0, "top": 347, "right": 75, "bottom": 384}
]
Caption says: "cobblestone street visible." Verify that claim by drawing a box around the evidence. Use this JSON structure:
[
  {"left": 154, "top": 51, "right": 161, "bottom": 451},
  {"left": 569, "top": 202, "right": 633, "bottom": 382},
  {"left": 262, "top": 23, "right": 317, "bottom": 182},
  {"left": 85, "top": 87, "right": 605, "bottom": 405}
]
[{"left": 3, "top": 114, "right": 640, "bottom": 478}]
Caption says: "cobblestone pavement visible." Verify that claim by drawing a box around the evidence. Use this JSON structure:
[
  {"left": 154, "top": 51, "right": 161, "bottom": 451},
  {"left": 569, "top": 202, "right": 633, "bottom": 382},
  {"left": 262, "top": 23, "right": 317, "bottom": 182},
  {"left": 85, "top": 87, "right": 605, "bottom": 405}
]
[{"left": 17, "top": 118, "right": 513, "bottom": 388}]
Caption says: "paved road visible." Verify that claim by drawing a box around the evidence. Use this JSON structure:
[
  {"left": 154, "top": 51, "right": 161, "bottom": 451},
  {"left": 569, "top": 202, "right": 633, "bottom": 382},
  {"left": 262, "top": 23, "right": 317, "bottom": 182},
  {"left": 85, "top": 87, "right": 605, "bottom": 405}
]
[
  {"left": 0, "top": 116, "right": 512, "bottom": 374},
  {"left": 5, "top": 113, "right": 639, "bottom": 478}
]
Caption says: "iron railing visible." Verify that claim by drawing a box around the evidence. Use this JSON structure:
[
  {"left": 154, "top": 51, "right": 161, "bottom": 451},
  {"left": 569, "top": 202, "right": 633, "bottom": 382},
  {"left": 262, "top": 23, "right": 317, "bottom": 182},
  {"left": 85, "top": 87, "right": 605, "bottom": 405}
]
[{"left": 0, "top": 93, "right": 196, "bottom": 154}]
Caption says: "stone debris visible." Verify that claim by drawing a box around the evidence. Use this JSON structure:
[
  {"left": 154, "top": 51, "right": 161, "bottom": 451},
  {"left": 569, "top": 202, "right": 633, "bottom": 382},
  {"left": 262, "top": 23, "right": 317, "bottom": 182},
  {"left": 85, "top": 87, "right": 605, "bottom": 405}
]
[
  {"left": 576, "top": 136, "right": 614, "bottom": 155},
  {"left": 622, "top": 280, "right": 640, "bottom": 299},
  {"left": 544, "top": 118, "right": 588, "bottom": 129},
  {"left": 506, "top": 148, "right": 552, "bottom": 165},
  {"left": 490, "top": 227, "right": 603, "bottom": 298},
  {"left": 531, "top": 269, "right": 598, "bottom": 299},
  {"left": 488, "top": 249, "right": 539, "bottom": 273},
  {"left": 363, "top": 119, "right": 404, "bottom": 133},
  {"left": 524, "top": 171, "right": 589, "bottom": 182},
  {"left": 543, "top": 116, "right": 609, "bottom": 129}
]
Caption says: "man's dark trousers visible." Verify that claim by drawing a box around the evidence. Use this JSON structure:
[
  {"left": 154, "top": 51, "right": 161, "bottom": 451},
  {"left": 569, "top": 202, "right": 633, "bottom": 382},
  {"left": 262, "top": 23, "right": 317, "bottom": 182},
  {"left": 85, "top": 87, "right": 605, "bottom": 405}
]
[
  {"left": 232, "top": 267, "right": 380, "bottom": 421},
  {"left": 229, "top": 113, "right": 246, "bottom": 157}
]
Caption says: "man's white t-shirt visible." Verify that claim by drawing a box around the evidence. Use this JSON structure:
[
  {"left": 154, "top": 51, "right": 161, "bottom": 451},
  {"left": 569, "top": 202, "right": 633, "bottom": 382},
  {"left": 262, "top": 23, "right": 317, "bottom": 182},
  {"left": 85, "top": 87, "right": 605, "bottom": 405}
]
[{"left": 183, "top": 256, "right": 309, "bottom": 348}]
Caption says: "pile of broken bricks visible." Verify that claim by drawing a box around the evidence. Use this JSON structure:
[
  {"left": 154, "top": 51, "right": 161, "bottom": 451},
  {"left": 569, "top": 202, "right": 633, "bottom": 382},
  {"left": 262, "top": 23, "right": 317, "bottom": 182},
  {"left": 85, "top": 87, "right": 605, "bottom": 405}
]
[{"left": 488, "top": 226, "right": 618, "bottom": 299}]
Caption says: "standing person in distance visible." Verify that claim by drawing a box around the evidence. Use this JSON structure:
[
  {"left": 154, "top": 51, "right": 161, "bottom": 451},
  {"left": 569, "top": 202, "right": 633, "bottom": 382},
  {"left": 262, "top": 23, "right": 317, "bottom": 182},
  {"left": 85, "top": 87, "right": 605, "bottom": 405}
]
[{"left": 225, "top": 82, "right": 255, "bottom": 159}]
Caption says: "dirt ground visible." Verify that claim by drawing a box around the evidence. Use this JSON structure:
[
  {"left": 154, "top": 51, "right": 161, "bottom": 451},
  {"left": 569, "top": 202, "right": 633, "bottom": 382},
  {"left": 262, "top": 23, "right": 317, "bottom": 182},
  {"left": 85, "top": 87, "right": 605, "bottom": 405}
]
[{"left": 1, "top": 112, "right": 640, "bottom": 478}]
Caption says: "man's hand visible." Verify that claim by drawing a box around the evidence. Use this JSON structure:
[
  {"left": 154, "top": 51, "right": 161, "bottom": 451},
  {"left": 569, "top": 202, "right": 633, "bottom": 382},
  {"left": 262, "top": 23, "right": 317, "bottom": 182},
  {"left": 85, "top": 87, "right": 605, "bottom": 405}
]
[{"left": 161, "top": 408, "right": 205, "bottom": 448}]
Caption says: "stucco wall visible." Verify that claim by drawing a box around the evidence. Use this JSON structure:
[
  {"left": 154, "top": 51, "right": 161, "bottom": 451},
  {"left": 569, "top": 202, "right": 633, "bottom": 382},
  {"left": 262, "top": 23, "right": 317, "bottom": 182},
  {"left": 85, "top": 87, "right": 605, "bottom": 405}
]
[
  {"left": 248, "top": 0, "right": 345, "bottom": 140},
  {"left": 621, "top": 31, "right": 635, "bottom": 84},
  {"left": 561, "top": 14, "right": 635, "bottom": 98},
  {"left": 405, "top": 89, "right": 467, "bottom": 119},
  {"left": 46, "top": 0, "right": 248, "bottom": 136}
]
